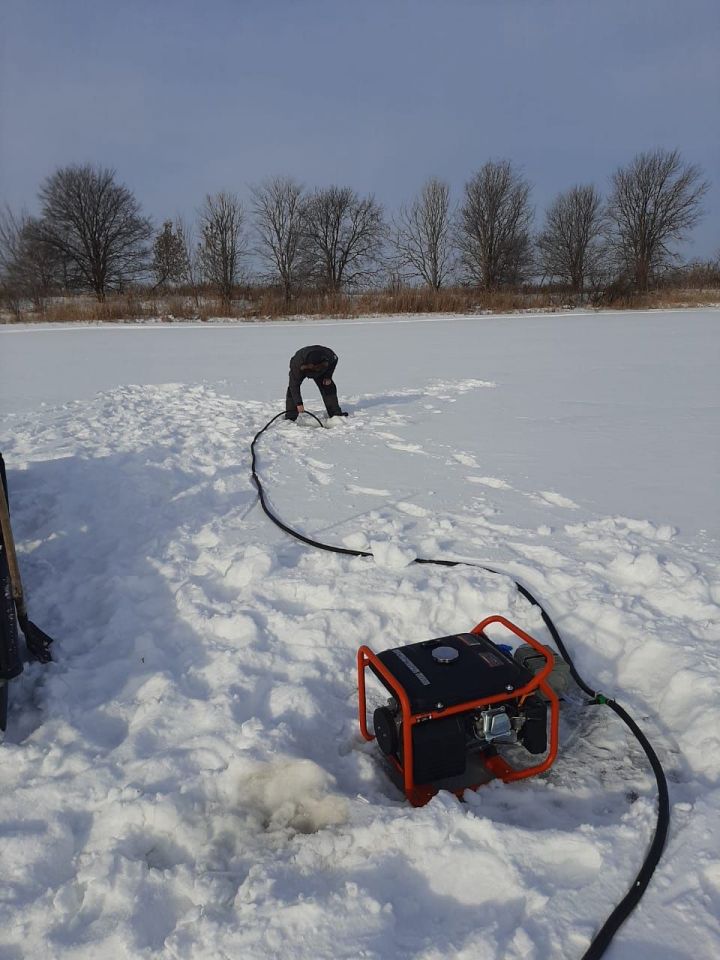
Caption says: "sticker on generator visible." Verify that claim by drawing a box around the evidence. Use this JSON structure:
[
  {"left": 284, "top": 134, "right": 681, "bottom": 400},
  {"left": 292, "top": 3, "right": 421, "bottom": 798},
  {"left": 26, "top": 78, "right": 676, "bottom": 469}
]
[
  {"left": 478, "top": 651, "right": 503, "bottom": 667},
  {"left": 392, "top": 649, "right": 431, "bottom": 685}
]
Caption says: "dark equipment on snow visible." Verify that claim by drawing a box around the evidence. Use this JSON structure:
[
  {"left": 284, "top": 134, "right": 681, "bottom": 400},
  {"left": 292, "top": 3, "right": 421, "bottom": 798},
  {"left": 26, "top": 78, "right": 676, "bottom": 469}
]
[
  {"left": 0, "top": 523, "right": 22, "bottom": 731},
  {"left": 358, "top": 616, "right": 560, "bottom": 806},
  {"left": 250, "top": 409, "right": 670, "bottom": 960},
  {"left": 1, "top": 456, "right": 23, "bottom": 730},
  {"left": 0, "top": 457, "right": 54, "bottom": 701}
]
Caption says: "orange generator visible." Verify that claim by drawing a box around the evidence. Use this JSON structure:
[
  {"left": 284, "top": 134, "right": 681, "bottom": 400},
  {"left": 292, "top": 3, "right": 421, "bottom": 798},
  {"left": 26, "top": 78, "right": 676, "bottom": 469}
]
[{"left": 358, "top": 616, "right": 560, "bottom": 806}]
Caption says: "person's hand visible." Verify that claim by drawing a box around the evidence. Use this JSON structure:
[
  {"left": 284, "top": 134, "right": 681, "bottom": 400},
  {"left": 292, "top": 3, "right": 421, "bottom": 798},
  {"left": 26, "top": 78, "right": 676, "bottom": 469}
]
[
  {"left": 322, "top": 379, "right": 332, "bottom": 386},
  {"left": 297, "top": 404, "right": 304, "bottom": 414}
]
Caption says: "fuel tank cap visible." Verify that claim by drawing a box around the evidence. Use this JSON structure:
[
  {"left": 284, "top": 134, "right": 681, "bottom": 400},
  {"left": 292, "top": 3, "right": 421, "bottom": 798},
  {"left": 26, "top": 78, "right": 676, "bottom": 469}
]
[{"left": 432, "top": 645, "right": 459, "bottom": 663}]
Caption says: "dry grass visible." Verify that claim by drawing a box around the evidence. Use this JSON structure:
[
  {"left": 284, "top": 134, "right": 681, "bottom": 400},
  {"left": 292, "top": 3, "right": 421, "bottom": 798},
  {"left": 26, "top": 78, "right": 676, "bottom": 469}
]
[
  {"left": 2, "top": 284, "right": 718, "bottom": 325},
  {"left": 629, "top": 288, "right": 720, "bottom": 310},
  {"left": 28, "top": 295, "right": 155, "bottom": 323}
]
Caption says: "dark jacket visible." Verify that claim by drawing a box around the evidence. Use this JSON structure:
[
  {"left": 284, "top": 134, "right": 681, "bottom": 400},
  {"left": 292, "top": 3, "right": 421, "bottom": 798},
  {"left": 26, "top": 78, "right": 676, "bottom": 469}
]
[{"left": 288, "top": 345, "right": 338, "bottom": 406}]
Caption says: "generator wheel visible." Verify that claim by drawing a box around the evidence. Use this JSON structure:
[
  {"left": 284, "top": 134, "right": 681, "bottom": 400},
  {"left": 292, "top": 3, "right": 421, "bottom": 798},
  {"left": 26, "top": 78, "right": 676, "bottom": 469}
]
[{"left": 373, "top": 707, "right": 399, "bottom": 756}]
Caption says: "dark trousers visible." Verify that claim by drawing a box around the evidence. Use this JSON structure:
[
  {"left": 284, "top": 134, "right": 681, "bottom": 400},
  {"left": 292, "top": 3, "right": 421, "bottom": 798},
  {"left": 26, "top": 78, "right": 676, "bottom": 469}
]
[{"left": 285, "top": 378, "right": 341, "bottom": 420}]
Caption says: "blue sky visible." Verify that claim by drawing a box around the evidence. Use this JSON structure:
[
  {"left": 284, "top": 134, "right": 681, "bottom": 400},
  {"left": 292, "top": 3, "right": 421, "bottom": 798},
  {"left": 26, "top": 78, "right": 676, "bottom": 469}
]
[{"left": 1, "top": 0, "right": 718, "bottom": 257}]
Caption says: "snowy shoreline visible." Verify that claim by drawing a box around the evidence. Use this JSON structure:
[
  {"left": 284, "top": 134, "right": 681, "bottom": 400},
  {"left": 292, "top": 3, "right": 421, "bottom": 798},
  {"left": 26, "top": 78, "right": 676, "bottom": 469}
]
[{"left": 3, "top": 303, "right": 720, "bottom": 332}]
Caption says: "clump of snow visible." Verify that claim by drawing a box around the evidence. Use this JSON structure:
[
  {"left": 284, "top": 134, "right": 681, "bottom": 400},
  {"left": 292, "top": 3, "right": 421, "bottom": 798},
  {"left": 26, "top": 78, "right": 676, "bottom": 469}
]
[
  {"left": 370, "top": 539, "right": 418, "bottom": 569},
  {"left": 342, "top": 531, "right": 370, "bottom": 551},
  {"left": 239, "top": 759, "right": 349, "bottom": 834},
  {"left": 536, "top": 490, "right": 580, "bottom": 510}
]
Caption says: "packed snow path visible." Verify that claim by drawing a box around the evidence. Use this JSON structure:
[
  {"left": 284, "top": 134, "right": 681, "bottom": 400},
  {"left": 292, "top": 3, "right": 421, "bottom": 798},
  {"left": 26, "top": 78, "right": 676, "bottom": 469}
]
[{"left": 1, "top": 311, "right": 719, "bottom": 959}]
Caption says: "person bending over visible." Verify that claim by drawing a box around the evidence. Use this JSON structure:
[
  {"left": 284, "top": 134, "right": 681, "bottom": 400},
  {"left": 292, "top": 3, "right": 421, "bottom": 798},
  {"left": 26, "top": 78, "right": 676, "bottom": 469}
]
[{"left": 285, "top": 345, "right": 347, "bottom": 420}]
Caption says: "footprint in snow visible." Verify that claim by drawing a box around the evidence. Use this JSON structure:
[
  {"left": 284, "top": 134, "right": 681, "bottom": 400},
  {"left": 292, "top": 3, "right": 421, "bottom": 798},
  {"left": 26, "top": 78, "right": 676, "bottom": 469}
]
[
  {"left": 532, "top": 491, "right": 580, "bottom": 509},
  {"left": 452, "top": 452, "right": 479, "bottom": 467},
  {"left": 308, "top": 469, "right": 333, "bottom": 486},
  {"left": 466, "top": 475, "right": 512, "bottom": 490},
  {"left": 386, "top": 441, "right": 428, "bottom": 455},
  {"left": 396, "top": 501, "right": 429, "bottom": 517},
  {"left": 346, "top": 484, "right": 391, "bottom": 496}
]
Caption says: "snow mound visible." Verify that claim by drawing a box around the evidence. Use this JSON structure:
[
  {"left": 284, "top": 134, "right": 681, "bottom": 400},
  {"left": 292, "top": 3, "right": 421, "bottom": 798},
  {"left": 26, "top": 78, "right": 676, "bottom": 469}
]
[
  {"left": 239, "top": 759, "right": 349, "bottom": 834},
  {"left": 370, "top": 539, "right": 417, "bottom": 569}
]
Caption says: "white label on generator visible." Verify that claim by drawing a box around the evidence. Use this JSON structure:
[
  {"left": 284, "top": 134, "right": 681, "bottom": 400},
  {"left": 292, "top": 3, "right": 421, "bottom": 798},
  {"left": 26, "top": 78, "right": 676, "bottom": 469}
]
[{"left": 392, "top": 649, "right": 431, "bottom": 686}]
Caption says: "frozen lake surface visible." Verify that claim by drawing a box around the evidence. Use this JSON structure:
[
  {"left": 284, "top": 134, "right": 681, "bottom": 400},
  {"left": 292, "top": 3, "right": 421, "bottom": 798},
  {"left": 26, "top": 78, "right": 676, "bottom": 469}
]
[{"left": 1, "top": 308, "right": 719, "bottom": 959}]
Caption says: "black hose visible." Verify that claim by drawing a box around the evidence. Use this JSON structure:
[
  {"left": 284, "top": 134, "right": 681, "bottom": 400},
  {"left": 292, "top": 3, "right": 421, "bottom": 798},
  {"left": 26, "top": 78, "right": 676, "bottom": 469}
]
[{"left": 250, "top": 410, "right": 670, "bottom": 960}]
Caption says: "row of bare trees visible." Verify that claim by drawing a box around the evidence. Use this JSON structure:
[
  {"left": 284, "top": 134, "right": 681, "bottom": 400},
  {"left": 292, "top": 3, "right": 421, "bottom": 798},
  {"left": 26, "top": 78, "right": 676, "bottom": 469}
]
[{"left": 1, "top": 149, "right": 712, "bottom": 312}]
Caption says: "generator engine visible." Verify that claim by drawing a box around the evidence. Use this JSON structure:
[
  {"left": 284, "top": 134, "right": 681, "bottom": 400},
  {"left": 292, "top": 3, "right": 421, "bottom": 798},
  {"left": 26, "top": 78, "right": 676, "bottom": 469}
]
[{"left": 357, "top": 615, "right": 561, "bottom": 806}]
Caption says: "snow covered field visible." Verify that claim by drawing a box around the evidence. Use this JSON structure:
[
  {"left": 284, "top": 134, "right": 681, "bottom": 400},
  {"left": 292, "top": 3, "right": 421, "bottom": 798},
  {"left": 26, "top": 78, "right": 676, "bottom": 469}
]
[{"left": 1, "top": 309, "right": 719, "bottom": 959}]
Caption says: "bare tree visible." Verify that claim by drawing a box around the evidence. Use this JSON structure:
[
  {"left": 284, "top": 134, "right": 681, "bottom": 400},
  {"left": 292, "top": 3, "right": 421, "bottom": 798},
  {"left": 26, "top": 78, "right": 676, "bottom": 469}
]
[
  {"left": 458, "top": 160, "right": 533, "bottom": 290},
  {"left": 303, "top": 186, "right": 384, "bottom": 292},
  {"left": 251, "top": 176, "right": 308, "bottom": 302},
  {"left": 0, "top": 206, "right": 31, "bottom": 315},
  {"left": 174, "top": 216, "right": 201, "bottom": 307},
  {"left": 151, "top": 220, "right": 190, "bottom": 289},
  {"left": 197, "top": 192, "right": 246, "bottom": 305},
  {"left": 33, "top": 164, "right": 152, "bottom": 301},
  {"left": 606, "top": 149, "right": 709, "bottom": 292},
  {"left": 537, "top": 184, "right": 605, "bottom": 294},
  {"left": 0, "top": 205, "right": 61, "bottom": 311},
  {"left": 393, "top": 178, "right": 454, "bottom": 290}
]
